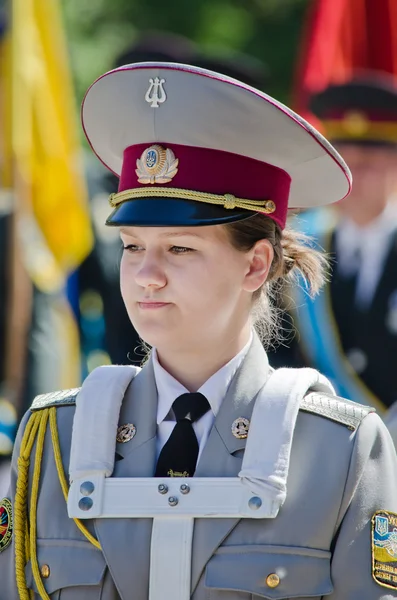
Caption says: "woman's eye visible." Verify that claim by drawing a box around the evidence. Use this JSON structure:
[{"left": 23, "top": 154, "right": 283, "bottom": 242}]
[
  {"left": 170, "top": 246, "right": 194, "bottom": 254},
  {"left": 123, "top": 244, "right": 142, "bottom": 253}
]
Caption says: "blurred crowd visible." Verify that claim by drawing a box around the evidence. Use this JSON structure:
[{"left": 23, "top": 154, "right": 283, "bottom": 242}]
[{"left": 1, "top": 7, "right": 397, "bottom": 495}]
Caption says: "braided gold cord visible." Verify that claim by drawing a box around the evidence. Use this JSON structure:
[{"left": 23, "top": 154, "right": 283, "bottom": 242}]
[
  {"left": 14, "top": 407, "right": 101, "bottom": 600},
  {"left": 14, "top": 412, "right": 42, "bottom": 600},
  {"left": 109, "top": 187, "right": 276, "bottom": 214},
  {"left": 49, "top": 407, "right": 101, "bottom": 550},
  {"left": 29, "top": 410, "right": 50, "bottom": 600}
]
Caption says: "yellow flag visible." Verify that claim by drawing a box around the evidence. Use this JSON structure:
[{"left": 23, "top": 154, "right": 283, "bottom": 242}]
[
  {"left": 0, "top": 1, "right": 93, "bottom": 393},
  {"left": 8, "top": 0, "right": 93, "bottom": 289}
]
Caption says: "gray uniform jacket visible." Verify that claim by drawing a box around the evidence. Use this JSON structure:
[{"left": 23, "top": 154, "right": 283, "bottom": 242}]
[{"left": 1, "top": 337, "right": 397, "bottom": 599}]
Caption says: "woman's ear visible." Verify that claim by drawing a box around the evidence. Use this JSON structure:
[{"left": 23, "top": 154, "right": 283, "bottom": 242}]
[{"left": 242, "top": 239, "right": 274, "bottom": 292}]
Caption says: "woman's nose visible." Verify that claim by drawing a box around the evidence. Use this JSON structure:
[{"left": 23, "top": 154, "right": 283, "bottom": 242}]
[{"left": 134, "top": 252, "right": 167, "bottom": 289}]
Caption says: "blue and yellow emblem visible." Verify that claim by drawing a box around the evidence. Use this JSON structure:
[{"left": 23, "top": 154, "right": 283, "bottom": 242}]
[
  {"left": 372, "top": 510, "right": 397, "bottom": 589},
  {"left": 0, "top": 498, "right": 13, "bottom": 552},
  {"left": 135, "top": 145, "right": 178, "bottom": 184}
]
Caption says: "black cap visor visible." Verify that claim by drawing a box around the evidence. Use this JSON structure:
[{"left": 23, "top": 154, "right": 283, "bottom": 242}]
[{"left": 106, "top": 197, "right": 254, "bottom": 227}]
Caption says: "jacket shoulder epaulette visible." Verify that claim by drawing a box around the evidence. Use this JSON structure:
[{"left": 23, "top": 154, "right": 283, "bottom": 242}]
[
  {"left": 300, "top": 392, "right": 375, "bottom": 430},
  {"left": 31, "top": 388, "right": 81, "bottom": 411}
]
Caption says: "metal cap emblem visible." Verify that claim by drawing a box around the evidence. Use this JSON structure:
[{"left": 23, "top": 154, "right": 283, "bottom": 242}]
[
  {"left": 116, "top": 423, "right": 136, "bottom": 443},
  {"left": 231, "top": 417, "right": 250, "bottom": 439},
  {"left": 145, "top": 77, "right": 166, "bottom": 108},
  {"left": 136, "top": 145, "right": 179, "bottom": 184}
]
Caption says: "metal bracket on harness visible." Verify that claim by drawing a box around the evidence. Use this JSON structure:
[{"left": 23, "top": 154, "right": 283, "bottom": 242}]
[
  {"left": 68, "top": 475, "right": 272, "bottom": 519},
  {"left": 68, "top": 475, "right": 271, "bottom": 600}
]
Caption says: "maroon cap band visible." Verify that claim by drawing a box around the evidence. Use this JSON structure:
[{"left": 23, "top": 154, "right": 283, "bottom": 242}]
[{"left": 119, "top": 143, "right": 291, "bottom": 229}]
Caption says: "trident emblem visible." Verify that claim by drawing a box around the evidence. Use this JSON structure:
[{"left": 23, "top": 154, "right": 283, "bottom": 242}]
[{"left": 145, "top": 77, "right": 167, "bottom": 108}]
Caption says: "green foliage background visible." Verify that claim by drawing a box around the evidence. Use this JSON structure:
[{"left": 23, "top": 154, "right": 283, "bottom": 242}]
[{"left": 61, "top": 0, "right": 311, "bottom": 106}]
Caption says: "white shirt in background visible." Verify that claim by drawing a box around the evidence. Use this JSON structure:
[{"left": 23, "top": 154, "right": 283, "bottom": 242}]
[{"left": 335, "top": 204, "right": 397, "bottom": 310}]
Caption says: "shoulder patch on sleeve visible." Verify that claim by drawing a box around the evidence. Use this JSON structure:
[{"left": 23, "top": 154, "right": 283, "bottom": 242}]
[
  {"left": 300, "top": 392, "right": 375, "bottom": 430},
  {"left": 372, "top": 510, "right": 397, "bottom": 589},
  {"left": 31, "top": 388, "right": 81, "bottom": 411}
]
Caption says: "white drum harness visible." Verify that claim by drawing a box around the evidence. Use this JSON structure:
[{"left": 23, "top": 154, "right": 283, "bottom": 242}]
[{"left": 68, "top": 365, "right": 335, "bottom": 600}]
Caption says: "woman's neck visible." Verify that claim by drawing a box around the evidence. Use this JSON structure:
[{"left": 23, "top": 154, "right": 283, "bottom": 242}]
[{"left": 155, "top": 326, "right": 252, "bottom": 392}]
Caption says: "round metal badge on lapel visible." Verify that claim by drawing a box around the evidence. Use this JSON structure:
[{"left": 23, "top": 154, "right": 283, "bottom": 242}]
[
  {"left": 231, "top": 417, "right": 250, "bottom": 439},
  {"left": 116, "top": 423, "right": 136, "bottom": 443}
]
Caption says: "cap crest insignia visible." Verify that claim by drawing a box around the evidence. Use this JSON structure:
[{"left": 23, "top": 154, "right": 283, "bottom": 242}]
[
  {"left": 145, "top": 77, "right": 166, "bottom": 108},
  {"left": 136, "top": 145, "right": 179, "bottom": 184},
  {"left": 342, "top": 110, "right": 369, "bottom": 137}
]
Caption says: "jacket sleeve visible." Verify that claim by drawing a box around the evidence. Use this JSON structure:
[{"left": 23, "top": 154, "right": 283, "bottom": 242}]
[
  {"left": 327, "top": 412, "right": 397, "bottom": 599},
  {"left": 0, "top": 410, "right": 32, "bottom": 600}
]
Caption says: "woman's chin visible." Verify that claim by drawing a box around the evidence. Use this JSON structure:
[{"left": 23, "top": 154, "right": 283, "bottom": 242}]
[{"left": 133, "top": 323, "right": 179, "bottom": 349}]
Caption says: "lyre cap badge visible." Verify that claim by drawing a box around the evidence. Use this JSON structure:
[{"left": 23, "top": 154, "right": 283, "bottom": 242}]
[
  {"left": 136, "top": 145, "right": 179, "bottom": 184},
  {"left": 145, "top": 77, "right": 167, "bottom": 108}
]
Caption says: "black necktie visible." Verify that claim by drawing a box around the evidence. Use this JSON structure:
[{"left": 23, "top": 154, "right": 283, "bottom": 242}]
[{"left": 155, "top": 392, "right": 210, "bottom": 478}]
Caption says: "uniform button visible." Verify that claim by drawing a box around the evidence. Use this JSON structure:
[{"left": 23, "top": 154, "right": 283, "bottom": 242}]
[
  {"left": 265, "top": 573, "right": 280, "bottom": 588},
  {"left": 40, "top": 564, "right": 50, "bottom": 578}
]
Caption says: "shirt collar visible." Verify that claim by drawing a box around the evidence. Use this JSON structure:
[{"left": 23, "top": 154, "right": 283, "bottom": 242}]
[
  {"left": 153, "top": 331, "right": 254, "bottom": 426},
  {"left": 337, "top": 203, "right": 397, "bottom": 254}
]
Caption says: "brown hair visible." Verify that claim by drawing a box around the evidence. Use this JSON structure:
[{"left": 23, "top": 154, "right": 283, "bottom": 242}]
[{"left": 223, "top": 213, "right": 329, "bottom": 347}]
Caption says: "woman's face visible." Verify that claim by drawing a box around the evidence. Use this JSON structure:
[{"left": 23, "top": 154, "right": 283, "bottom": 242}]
[{"left": 119, "top": 224, "right": 272, "bottom": 354}]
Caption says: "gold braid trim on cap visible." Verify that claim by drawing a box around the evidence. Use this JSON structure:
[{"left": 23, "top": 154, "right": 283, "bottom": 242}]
[
  {"left": 109, "top": 187, "right": 276, "bottom": 214},
  {"left": 324, "top": 118, "right": 397, "bottom": 142}
]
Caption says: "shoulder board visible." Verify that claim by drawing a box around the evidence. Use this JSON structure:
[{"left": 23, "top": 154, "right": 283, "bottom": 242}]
[
  {"left": 31, "top": 388, "right": 81, "bottom": 411},
  {"left": 300, "top": 392, "right": 375, "bottom": 431}
]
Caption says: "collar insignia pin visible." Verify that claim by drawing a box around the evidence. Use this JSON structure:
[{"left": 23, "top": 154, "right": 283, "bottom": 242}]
[
  {"left": 231, "top": 417, "right": 250, "bottom": 439},
  {"left": 116, "top": 423, "right": 136, "bottom": 443},
  {"left": 145, "top": 77, "right": 166, "bottom": 108}
]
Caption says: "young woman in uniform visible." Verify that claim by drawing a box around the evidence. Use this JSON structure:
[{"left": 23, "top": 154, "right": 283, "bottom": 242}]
[{"left": 0, "top": 62, "right": 396, "bottom": 600}]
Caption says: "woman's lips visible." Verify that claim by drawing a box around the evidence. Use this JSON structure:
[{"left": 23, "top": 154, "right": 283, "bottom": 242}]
[{"left": 138, "top": 301, "right": 171, "bottom": 309}]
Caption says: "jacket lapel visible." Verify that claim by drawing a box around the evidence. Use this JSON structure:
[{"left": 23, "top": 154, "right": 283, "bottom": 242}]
[
  {"left": 191, "top": 335, "right": 269, "bottom": 592},
  {"left": 94, "top": 357, "right": 158, "bottom": 600}
]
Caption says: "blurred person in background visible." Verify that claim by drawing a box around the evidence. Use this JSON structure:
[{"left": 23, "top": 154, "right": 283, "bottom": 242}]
[
  {"left": 282, "top": 74, "right": 397, "bottom": 428},
  {"left": 78, "top": 31, "right": 269, "bottom": 375}
]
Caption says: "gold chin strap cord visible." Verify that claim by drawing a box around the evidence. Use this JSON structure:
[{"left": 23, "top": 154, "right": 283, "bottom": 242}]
[
  {"left": 14, "top": 407, "right": 101, "bottom": 600},
  {"left": 109, "top": 187, "right": 276, "bottom": 214}
]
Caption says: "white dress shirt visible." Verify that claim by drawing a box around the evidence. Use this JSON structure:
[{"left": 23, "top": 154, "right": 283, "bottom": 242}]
[
  {"left": 335, "top": 204, "right": 397, "bottom": 310},
  {"left": 153, "top": 332, "right": 253, "bottom": 461}
]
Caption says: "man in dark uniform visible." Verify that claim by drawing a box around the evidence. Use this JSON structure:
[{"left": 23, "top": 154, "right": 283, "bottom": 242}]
[{"left": 284, "top": 74, "right": 397, "bottom": 416}]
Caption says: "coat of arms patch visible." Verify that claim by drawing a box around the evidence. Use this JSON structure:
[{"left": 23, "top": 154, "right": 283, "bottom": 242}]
[{"left": 372, "top": 510, "right": 397, "bottom": 589}]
